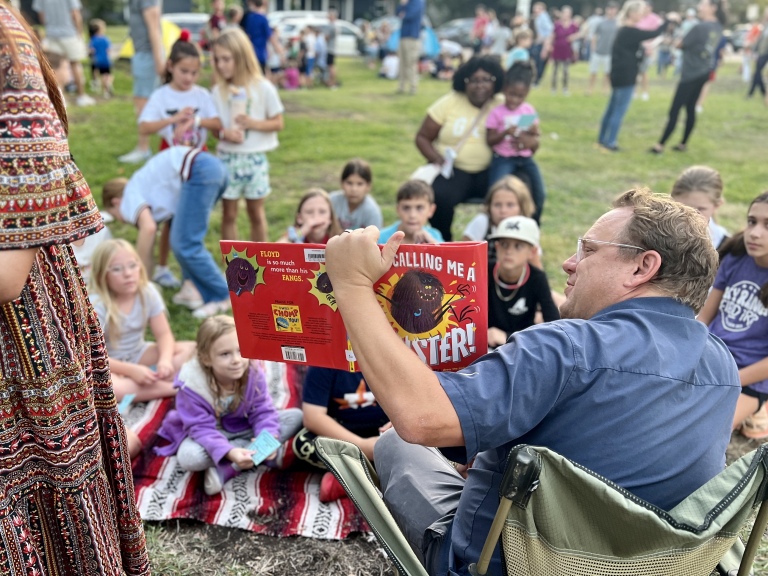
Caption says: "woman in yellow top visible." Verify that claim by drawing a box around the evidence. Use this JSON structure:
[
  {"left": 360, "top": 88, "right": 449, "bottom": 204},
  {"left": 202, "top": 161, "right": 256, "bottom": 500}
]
[{"left": 415, "top": 55, "right": 504, "bottom": 240}]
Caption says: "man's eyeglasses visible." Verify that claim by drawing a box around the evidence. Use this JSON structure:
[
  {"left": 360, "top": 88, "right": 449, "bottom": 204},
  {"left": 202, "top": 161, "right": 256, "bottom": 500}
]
[
  {"left": 107, "top": 261, "right": 140, "bottom": 275},
  {"left": 576, "top": 238, "right": 645, "bottom": 263},
  {"left": 465, "top": 76, "right": 496, "bottom": 86}
]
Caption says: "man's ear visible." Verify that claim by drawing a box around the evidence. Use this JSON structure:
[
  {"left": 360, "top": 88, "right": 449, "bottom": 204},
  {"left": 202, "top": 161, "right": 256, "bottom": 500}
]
[{"left": 626, "top": 250, "right": 663, "bottom": 288}]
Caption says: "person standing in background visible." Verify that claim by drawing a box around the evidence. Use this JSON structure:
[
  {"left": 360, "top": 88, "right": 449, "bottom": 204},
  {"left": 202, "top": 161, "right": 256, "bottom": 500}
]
[
  {"left": 531, "top": 2, "right": 554, "bottom": 85},
  {"left": 208, "top": 0, "right": 226, "bottom": 43},
  {"left": 118, "top": 0, "right": 164, "bottom": 163},
  {"left": 32, "top": 0, "right": 95, "bottom": 106},
  {"left": 326, "top": 9, "right": 339, "bottom": 88},
  {"left": 396, "top": 0, "right": 424, "bottom": 95}
]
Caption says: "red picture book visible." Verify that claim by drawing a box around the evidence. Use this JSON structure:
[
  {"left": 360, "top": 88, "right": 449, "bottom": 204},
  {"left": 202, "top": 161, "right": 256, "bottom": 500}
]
[{"left": 220, "top": 241, "right": 488, "bottom": 372}]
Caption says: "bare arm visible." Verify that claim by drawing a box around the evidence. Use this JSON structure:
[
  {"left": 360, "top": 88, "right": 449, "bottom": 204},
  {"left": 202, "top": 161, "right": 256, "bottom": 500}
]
[
  {"left": 303, "top": 403, "right": 378, "bottom": 460},
  {"left": 71, "top": 9, "right": 83, "bottom": 37},
  {"left": 148, "top": 312, "right": 175, "bottom": 377},
  {"left": 415, "top": 115, "right": 445, "bottom": 166},
  {"left": 239, "top": 113, "right": 284, "bottom": 132},
  {"left": 696, "top": 288, "right": 722, "bottom": 325},
  {"left": 740, "top": 359, "right": 768, "bottom": 388},
  {"left": 486, "top": 126, "right": 509, "bottom": 147},
  {"left": 0, "top": 248, "right": 37, "bottom": 304},
  {"left": 325, "top": 228, "right": 464, "bottom": 447},
  {"left": 142, "top": 5, "right": 165, "bottom": 77}
]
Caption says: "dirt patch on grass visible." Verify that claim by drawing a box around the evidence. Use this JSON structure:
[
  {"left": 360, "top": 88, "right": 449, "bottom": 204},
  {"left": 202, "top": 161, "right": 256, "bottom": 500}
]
[{"left": 146, "top": 519, "right": 395, "bottom": 575}]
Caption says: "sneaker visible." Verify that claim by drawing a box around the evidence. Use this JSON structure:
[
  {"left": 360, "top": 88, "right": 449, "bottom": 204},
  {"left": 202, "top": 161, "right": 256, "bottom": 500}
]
[
  {"left": 118, "top": 148, "right": 152, "bottom": 164},
  {"left": 192, "top": 299, "right": 232, "bottom": 319},
  {"left": 152, "top": 266, "right": 181, "bottom": 289},
  {"left": 319, "top": 472, "right": 347, "bottom": 503},
  {"left": 641, "top": 92, "right": 649, "bottom": 101},
  {"left": 204, "top": 467, "right": 223, "bottom": 496},
  {"left": 695, "top": 105, "right": 703, "bottom": 114},
  {"left": 76, "top": 94, "right": 96, "bottom": 106},
  {"left": 172, "top": 281, "right": 203, "bottom": 310}
]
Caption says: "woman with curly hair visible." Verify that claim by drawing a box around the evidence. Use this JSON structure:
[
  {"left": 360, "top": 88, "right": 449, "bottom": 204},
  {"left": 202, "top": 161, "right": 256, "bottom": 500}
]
[{"left": 415, "top": 55, "right": 504, "bottom": 240}]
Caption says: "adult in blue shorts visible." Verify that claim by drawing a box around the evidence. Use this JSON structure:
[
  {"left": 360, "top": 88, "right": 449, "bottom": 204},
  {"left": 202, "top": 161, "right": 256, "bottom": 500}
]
[
  {"left": 325, "top": 188, "right": 740, "bottom": 576},
  {"left": 119, "top": 0, "right": 165, "bottom": 164}
]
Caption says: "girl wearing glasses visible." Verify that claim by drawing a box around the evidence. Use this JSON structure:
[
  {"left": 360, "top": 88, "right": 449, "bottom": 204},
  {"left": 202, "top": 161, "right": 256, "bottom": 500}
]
[{"left": 89, "top": 239, "right": 195, "bottom": 402}]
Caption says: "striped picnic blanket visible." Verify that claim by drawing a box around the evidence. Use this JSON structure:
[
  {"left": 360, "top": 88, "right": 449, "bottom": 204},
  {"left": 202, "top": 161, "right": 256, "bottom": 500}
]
[{"left": 127, "top": 362, "right": 368, "bottom": 539}]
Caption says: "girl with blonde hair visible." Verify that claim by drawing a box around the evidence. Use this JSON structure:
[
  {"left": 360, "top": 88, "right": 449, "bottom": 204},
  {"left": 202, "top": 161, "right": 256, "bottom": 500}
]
[
  {"left": 211, "top": 27, "right": 285, "bottom": 243},
  {"left": 89, "top": 239, "right": 195, "bottom": 401},
  {"left": 155, "top": 315, "right": 303, "bottom": 495}
]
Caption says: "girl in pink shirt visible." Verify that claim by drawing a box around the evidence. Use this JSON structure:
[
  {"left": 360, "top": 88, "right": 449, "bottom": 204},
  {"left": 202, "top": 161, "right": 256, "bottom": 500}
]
[{"left": 485, "top": 61, "right": 546, "bottom": 222}]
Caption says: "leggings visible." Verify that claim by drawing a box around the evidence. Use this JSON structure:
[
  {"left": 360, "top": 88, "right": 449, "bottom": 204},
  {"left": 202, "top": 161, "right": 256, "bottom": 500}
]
[
  {"left": 658, "top": 74, "right": 709, "bottom": 146},
  {"left": 551, "top": 60, "right": 570, "bottom": 91}
]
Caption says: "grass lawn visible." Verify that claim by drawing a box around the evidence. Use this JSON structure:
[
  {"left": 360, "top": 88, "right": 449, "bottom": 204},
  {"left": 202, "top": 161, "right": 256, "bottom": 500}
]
[{"left": 66, "top": 52, "right": 768, "bottom": 574}]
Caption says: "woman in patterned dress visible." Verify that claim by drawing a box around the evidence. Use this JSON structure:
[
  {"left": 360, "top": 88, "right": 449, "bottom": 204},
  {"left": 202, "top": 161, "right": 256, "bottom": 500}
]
[{"left": 0, "top": 5, "right": 150, "bottom": 575}]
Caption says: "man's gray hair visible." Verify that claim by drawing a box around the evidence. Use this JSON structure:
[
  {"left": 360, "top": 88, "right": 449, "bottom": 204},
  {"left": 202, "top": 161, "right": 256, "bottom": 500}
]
[{"left": 612, "top": 188, "right": 718, "bottom": 312}]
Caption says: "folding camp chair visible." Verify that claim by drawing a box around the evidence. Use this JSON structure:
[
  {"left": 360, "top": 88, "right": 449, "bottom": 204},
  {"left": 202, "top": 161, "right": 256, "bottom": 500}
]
[{"left": 315, "top": 438, "right": 768, "bottom": 576}]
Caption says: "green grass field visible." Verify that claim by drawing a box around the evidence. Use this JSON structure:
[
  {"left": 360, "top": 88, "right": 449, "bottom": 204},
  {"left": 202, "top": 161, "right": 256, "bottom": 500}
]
[
  {"left": 68, "top": 55, "right": 766, "bottom": 341},
  {"left": 66, "top": 52, "right": 768, "bottom": 573}
]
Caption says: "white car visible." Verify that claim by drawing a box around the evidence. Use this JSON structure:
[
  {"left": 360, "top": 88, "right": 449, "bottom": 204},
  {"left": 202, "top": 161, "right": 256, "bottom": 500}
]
[
  {"left": 268, "top": 10, "right": 327, "bottom": 27},
  {"left": 276, "top": 17, "right": 362, "bottom": 57}
]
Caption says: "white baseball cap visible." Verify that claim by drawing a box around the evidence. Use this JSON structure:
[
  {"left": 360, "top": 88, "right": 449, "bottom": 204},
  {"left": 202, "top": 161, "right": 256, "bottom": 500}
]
[{"left": 488, "top": 216, "right": 540, "bottom": 248}]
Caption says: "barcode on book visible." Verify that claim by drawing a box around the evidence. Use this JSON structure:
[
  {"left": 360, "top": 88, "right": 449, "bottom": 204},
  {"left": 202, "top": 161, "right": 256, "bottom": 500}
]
[
  {"left": 281, "top": 346, "right": 307, "bottom": 362},
  {"left": 304, "top": 249, "right": 326, "bottom": 263}
]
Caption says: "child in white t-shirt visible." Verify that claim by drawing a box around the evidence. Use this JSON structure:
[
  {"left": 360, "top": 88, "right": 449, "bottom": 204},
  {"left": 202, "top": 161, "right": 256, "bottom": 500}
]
[
  {"left": 211, "top": 28, "right": 285, "bottom": 243},
  {"left": 137, "top": 39, "right": 221, "bottom": 289}
]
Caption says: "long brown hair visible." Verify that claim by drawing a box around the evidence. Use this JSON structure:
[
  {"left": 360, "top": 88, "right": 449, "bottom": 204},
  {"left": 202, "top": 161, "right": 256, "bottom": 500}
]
[
  {"left": 718, "top": 191, "right": 768, "bottom": 307},
  {"left": 0, "top": 4, "right": 68, "bottom": 132},
  {"left": 196, "top": 316, "right": 250, "bottom": 414}
]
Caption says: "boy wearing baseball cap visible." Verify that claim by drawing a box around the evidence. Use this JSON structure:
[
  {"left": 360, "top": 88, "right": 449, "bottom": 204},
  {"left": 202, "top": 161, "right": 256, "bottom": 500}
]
[{"left": 487, "top": 216, "right": 560, "bottom": 349}]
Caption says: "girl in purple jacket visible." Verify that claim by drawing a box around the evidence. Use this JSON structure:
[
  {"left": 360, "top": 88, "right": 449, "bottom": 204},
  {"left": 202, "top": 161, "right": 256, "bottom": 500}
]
[{"left": 156, "top": 315, "right": 302, "bottom": 495}]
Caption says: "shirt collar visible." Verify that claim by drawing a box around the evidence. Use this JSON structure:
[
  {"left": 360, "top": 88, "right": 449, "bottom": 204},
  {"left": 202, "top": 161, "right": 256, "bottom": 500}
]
[{"left": 591, "top": 297, "right": 695, "bottom": 320}]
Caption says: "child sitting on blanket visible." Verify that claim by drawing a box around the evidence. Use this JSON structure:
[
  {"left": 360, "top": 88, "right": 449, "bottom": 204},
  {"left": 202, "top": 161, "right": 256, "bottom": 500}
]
[
  {"left": 294, "top": 367, "right": 390, "bottom": 502},
  {"left": 155, "top": 316, "right": 303, "bottom": 495}
]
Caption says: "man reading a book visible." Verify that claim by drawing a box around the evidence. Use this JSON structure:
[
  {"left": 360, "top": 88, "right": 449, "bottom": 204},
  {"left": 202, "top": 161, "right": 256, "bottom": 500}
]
[{"left": 324, "top": 188, "right": 739, "bottom": 576}]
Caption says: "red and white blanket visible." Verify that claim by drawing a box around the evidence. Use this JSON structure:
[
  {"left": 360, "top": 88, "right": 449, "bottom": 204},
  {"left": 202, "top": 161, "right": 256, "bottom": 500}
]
[{"left": 127, "top": 362, "right": 369, "bottom": 539}]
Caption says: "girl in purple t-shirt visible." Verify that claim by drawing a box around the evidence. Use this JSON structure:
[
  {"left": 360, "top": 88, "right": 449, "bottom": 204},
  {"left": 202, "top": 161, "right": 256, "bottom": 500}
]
[
  {"left": 551, "top": 6, "right": 580, "bottom": 94},
  {"left": 485, "top": 62, "right": 545, "bottom": 222},
  {"left": 699, "top": 191, "right": 768, "bottom": 437}
]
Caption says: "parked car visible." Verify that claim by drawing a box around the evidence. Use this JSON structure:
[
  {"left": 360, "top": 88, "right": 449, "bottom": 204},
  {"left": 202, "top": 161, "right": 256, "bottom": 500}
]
[
  {"left": 268, "top": 10, "right": 327, "bottom": 27},
  {"left": 435, "top": 18, "right": 475, "bottom": 48},
  {"left": 276, "top": 17, "right": 363, "bottom": 57}
]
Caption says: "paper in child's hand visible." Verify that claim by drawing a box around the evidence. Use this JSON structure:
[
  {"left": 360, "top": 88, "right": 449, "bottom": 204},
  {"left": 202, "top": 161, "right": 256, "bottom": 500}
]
[
  {"left": 117, "top": 393, "right": 136, "bottom": 415},
  {"left": 516, "top": 114, "right": 537, "bottom": 130},
  {"left": 248, "top": 430, "right": 282, "bottom": 466}
]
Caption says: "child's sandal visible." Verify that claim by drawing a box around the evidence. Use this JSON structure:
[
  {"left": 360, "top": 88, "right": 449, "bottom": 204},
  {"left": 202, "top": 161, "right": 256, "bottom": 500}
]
[{"left": 741, "top": 407, "right": 768, "bottom": 439}]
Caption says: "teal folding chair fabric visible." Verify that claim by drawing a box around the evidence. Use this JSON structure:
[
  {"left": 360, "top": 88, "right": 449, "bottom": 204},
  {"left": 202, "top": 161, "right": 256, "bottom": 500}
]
[
  {"left": 315, "top": 438, "right": 768, "bottom": 576},
  {"left": 314, "top": 437, "right": 429, "bottom": 576}
]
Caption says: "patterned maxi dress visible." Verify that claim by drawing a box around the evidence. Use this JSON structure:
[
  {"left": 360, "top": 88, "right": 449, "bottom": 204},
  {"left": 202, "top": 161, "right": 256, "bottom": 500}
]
[{"left": 0, "top": 6, "right": 150, "bottom": 575}]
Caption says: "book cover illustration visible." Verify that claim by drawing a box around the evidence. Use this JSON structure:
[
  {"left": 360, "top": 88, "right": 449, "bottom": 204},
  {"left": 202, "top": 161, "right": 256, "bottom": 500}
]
[{"left": 221, "top": 241, "right": 487, "bottom": 372}]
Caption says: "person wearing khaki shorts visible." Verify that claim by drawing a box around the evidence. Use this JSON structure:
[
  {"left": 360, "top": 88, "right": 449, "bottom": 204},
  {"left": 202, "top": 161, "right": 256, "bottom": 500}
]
[
  {"left": 396, "top": 0, "right": 424, "bottom": 94},
  {"left": 32, "top": 0, "right": 95, "bottom": 106}
]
